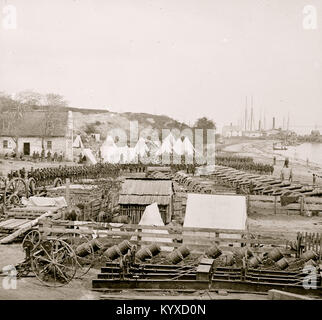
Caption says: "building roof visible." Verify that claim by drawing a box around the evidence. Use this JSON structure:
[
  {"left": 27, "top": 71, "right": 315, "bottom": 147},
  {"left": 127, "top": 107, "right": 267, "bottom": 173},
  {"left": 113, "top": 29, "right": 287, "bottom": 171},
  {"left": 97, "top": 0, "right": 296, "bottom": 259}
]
[
  {"left": 119, "top": 179, "right": 173, "bottom": 205},
  {"left": 183, "top": 193, "right": 247, "bottom": 230},
  {"left": 0, "top": 111, "right": 69, "bottom": 137}
]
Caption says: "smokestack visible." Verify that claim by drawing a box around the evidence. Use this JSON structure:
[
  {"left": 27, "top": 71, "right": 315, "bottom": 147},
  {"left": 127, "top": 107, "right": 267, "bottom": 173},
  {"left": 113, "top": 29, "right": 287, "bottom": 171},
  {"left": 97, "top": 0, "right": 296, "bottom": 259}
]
[
  {"left": 272, "top": 117, "right": 275, "bottom": 130},
  {"left": 259, "top": 120, "right": 261, "bottom": 131}
]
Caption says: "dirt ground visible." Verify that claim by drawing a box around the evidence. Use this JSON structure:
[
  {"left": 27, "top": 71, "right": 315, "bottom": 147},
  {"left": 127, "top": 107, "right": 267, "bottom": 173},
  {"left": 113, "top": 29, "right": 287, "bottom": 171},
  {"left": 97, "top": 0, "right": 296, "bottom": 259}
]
[{"left": 248, "top": 212, "right": 322, "bottom": 235}]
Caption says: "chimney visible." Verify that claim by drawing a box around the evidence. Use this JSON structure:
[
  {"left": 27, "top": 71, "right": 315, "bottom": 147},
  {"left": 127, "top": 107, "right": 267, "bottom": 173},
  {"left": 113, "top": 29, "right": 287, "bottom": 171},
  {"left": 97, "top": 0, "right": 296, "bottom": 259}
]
[{"left": 272, "top": 117, "right": 275, "bottom": 130}]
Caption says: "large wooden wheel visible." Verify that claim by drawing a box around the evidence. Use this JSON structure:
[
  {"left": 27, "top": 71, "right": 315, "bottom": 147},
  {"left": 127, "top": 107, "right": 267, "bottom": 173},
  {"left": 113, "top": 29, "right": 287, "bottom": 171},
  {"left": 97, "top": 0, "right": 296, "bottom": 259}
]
[
  {"left": 58, "top": 231, "right": 94, "bottom": 278},
  {"left": 31, "top": 239, "right": 77, "bottom": 287},
  {"left": 4, "top": 178, "right": 28, "bottom": 206},
  {"left": 22, "top": 230, "right": 41, "bottom": 252}
]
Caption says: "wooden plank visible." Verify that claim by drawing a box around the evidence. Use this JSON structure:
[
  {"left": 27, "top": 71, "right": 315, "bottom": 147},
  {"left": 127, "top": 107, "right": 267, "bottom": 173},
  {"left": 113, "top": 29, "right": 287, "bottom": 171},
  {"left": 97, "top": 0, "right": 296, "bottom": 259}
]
[
  {"left": 7, "top": 206, "right": 60, "bottom": 212},
  {"left": 2, "top": 219, "right": 30, "bottom": 229},
  {"left": 0, "top": 219, "right": 17, "bottom": 228},
  {"left": 39, "top": 227, "right": 292, "bottom": 245},
  {"left": 38, "top": 218, "right": 301, "bottom": 237}
]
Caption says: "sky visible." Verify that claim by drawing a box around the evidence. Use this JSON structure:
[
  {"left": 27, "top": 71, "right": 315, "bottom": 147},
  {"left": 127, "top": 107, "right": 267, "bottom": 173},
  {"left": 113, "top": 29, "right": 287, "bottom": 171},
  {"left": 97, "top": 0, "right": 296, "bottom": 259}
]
[{"left": 0, "top": 0, "right": 321, "bottom": 132}]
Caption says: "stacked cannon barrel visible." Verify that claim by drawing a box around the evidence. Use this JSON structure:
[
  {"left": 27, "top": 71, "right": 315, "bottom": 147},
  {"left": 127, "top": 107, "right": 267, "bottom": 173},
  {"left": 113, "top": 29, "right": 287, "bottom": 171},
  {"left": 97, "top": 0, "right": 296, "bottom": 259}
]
[{"left": 210, "top": 165, "right": 321, "bottom": 197}]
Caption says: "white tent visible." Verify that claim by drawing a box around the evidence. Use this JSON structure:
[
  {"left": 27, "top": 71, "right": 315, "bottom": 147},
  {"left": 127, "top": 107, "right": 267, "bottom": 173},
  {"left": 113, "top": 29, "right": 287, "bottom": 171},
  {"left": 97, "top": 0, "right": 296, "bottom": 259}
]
[
  {"left": 183, "top": 194, "right": 247, "bottom": 245},
  {"left": 156, "top": 139, "right": 173, "bottom": 155},
  {"left": 83, "top": 148, "right": 97, "bottom": 165},
  {"left": 134, "top": 137, "right": 149, "bottom": 157},
  {"left": 100, "top": 136, "right": 121, "bottom": 163},
  {"left": 182, "top": 137, "right": 195, "bottom": 156},
  {"left": 73, "top": 135, "right": 84, "bottom": 149},
  {"left": 118, "top": 146, "right": 137, "bottom": 163},
  {"left": 173, "top": 138, "right": 184, "bottom": 155},
  {"left": 131, "top": 203, "right": 172, "bottom": 251}
]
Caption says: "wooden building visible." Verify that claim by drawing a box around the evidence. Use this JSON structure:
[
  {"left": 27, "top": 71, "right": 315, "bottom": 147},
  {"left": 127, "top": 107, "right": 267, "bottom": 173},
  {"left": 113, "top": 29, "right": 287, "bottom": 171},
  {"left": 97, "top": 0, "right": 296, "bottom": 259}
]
[{"left": 118, "top": 179, "right": 174, "bottom": 224}]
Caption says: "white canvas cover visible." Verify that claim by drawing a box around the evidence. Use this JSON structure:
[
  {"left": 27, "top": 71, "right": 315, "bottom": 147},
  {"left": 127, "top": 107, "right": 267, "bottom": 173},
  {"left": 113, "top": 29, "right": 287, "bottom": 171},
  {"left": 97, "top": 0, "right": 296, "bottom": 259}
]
[
  {"left": 73, "top": 135, "right": 84, "bottom": 148},
  {"left": 21, "top": 196, "right": 67, "bottom": 207},
  {"left": 131, "top": 203, "right": 172, "bottom": 251},
  {"left": 183, "top": 194, "right": 247, "bottom": 245},
  {"left": 83, "top": 148, "right": 97, "bottom": 165}
]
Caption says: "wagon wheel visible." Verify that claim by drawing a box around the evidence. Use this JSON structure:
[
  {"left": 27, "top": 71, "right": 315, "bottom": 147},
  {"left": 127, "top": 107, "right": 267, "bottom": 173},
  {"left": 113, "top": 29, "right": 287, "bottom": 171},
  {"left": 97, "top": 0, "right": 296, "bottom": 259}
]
[
  {"left": 53, "top": 178, "right": 62, "bottom": 187},
  {"left": 22, "top": 230, "right": 41, "bottom": 252},
  {"left": 57, "top": 232, "right": 94, "bottom": 278},
  {"left": 27, "top": 177, "right": 37, "bottom": 197},
  {"left": 4, "top": 178, "right": 28, "bottom": 206},
  {"left": 31, "top": 239, "right": 77, "bottom": 287}
]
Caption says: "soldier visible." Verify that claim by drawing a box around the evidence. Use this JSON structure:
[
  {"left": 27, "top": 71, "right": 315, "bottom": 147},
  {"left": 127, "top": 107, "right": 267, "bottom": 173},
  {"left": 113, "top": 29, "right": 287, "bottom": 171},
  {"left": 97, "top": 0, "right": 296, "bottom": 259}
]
[
  {"left": 313, "top": 173, "right": 316, "bottom": 186},
  {"left": 47, "top": 150, "right": 51, "bottom": 162}
]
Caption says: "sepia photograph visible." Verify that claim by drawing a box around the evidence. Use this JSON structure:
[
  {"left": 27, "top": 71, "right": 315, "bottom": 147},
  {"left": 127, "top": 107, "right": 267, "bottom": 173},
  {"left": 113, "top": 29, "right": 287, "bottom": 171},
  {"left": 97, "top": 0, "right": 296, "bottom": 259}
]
[{"left": 0, "top": 0, "right": 321, "bottom": 306}]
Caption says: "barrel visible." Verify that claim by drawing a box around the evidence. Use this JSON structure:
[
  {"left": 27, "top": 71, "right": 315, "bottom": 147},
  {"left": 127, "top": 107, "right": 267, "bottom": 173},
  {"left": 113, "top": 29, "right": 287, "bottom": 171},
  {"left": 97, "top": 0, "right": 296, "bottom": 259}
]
[
  {"left": 75, "top": 241, "right": 94, "bottom": 257},
  {"left": 136, "top": 247, "right": 153, "bottom": 262},
  {"left": 89, "top": 238, "right": 104, "bottom": 252},
  {"left": 117, "top": 240, "right": 132, "bottom": 255},
  {"left": 302, "top": 250, "right": 317, "bottom": 262},
  {"left": 177, "top": 245, "right": 190, "bottom": 258},
  {"left": 267, "top": 248, "right": 283, "bottom": 262},
  {"left": 168, "top": 249, "right": 184, "bottom": 264},
  {"left": 206, "top": 245, "right": 222, "bottom": 259},
  {"left": 276, "top": 257, "right": 288, "bottom": 270},
  {"left": 248, "top": 256, "right": 261, "bottom": 268},
  {"left": 147, "top": 243, "right": 161, "bottom": 256},
  {"left": 103, "top": 245, "right": 122, "bottom": 261},
  {"left": 224, "top": 254, "right": 235, "bottom": 266},
  {"left": 234, "top": 247, "right": 253, "bottom": 259}
]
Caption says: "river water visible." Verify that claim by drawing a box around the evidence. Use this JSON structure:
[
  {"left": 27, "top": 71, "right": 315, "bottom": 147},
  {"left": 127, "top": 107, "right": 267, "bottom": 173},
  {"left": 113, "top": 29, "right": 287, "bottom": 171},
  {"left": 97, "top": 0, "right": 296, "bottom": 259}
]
[{"left": 274, "top": 142, "right": 322, "bottom": 166}]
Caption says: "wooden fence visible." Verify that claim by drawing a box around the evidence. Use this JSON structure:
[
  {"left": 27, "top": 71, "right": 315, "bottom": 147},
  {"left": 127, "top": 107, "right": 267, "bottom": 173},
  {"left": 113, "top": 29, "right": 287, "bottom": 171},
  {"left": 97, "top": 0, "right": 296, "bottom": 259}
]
[
  {"left": 38, "top": 218, "right": 322, "bottom": 257},
  {"left": 248, "top": 195, "right": 322, "bottom": 216}
]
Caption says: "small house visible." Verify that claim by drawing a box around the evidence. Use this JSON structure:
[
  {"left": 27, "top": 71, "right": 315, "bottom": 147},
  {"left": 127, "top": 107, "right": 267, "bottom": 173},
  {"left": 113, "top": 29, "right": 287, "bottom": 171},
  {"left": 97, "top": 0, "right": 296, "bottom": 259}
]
[{"left": 118, "top": 179, "right": 174, "bottom": 224}]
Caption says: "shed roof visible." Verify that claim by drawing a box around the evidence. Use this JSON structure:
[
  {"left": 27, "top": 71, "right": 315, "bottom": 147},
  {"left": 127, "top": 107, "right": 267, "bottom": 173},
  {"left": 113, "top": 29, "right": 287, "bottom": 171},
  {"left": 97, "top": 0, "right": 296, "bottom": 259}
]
[
  {"left": 0, "top": 111, "right": 69, "bottom": 137},
  {"left": 119, "top": 179, "right": 173, "bottom": 205}
]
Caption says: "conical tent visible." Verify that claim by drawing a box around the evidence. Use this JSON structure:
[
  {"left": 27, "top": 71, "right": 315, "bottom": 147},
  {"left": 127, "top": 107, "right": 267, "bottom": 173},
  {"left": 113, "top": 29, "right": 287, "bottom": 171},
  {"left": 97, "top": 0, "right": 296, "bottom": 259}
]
[
  {"left": 156, "top": 138, "right": 173, "bottom": 155},
  {"left": 73, "top": 135, "right": 84, "bottom": 149},
  {"left": 100, "top": 136, "right": 120, "bottom": 163},
  {"left": 134, "top": 137, "right": 149, "bottom": 157},
  {"left": 82, "top": 148, "right": 97, "bottom": 164},
  {"left": 182, "top": 137, "right": 195, "bottom": 156},
  {"left": 173, "top": 138, "right": 184, "bottom": 155},
  {"left": 130, "top": 203, "right": 172, "bottom": 251}
]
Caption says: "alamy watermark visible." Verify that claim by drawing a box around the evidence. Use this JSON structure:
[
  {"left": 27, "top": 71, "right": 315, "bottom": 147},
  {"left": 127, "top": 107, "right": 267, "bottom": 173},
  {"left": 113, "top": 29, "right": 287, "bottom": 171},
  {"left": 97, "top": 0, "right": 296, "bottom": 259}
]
[
  {"left": 303, "top": 5, "right": 317, "bottom": 30},
  {"left": 2, "top": 265, "right": 17, "bottom": 290},
  {"left": 2, "top": 4, "right": 16, "bottom": 30},
  {"left": 101, "top": 120, "right": 216, "bottom": 165}
]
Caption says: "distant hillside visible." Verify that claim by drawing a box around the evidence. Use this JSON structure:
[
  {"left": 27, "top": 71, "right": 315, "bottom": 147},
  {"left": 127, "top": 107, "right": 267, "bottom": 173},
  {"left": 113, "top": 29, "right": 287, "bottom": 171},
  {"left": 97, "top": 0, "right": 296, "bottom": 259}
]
[
  {"left": 0, "top": 102, "right": 191, "bottom": 140},
  {"left": 72, "top": 108, "right": 190, "bottom": 140}
]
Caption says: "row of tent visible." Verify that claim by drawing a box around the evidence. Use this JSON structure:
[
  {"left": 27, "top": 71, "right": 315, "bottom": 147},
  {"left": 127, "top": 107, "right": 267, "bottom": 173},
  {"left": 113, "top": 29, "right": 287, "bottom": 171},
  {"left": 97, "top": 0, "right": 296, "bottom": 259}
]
[
  {"left": 73, "top": 132, "right": 198, "bottom": 164},
  {"left": 100, "top": 133, "right": 198, "bottom": 164}
]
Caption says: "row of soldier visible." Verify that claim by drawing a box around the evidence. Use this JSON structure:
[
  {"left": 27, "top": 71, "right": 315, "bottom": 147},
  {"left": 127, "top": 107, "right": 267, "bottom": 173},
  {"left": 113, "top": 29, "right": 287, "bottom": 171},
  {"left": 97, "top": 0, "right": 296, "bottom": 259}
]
[{"left": 6, "top": 163, "right": 199, "bottom": 185}]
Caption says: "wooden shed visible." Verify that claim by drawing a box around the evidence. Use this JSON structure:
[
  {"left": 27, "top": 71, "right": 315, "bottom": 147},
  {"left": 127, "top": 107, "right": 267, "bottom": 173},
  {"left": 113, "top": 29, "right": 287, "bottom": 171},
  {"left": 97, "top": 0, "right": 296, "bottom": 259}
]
[{"left": 118, "top": 179, "right": 174, "bottom": 224}]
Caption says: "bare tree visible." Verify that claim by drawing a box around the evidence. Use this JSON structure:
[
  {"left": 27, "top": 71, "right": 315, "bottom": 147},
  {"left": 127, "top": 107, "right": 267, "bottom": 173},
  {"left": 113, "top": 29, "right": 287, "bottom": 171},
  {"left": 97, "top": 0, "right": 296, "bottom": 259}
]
[{"left": 43, "top": 93, "right": 68, "bottom": 107}]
